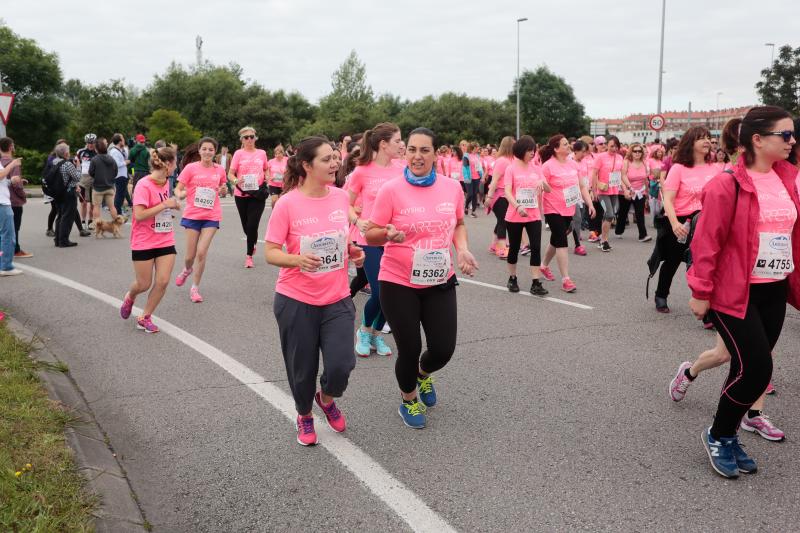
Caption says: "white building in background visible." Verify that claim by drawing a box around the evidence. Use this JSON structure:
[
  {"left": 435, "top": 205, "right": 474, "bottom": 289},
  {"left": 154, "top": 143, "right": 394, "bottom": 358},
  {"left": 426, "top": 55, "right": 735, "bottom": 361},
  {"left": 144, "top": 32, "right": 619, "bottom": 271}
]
[{"left": 590, "top": 106, "right": 753, "bottom": 144}]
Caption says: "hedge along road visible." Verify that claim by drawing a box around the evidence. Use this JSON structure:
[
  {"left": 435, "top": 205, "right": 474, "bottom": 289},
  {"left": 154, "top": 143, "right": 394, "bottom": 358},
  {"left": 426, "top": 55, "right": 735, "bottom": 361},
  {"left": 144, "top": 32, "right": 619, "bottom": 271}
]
[{"left": 3, "top": 198, "right": 800, "bottom": 531}]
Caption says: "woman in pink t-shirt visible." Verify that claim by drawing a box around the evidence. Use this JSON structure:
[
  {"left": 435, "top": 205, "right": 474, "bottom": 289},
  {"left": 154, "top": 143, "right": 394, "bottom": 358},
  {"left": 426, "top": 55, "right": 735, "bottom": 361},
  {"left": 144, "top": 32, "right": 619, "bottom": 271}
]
[
  {"left": 647, "top": 147, "right": 666, "bottom": 217},
  {"left": 655, "top": 127, "right": 716, "bottom": 313},
  {"left": 713, "top": 148, "right": 732, "bottom": 173},
  {"left": 119, "top": 146, "right": 181, "bottom": 334},
  {"left": 617, "top": 142, "right": 651, "bottom": 241},
  {"left": 539, "top": 135, "right": 595, "bottom": 293},
  {"left": 173, "top": 137, "right": 228, "bottom": 303},
  {"left": 503, "top": 135, "right": 550, "bottom": 295},
  {"left": 485, "top": 136, "right": 515, "bottom": 258},
  {"left": 229, "top": 126, "right": 269, "bottom": 268},
  {"left": 591, "top": 135, "right": 624, "bottom": 251},
  {"left": 366, "top": 127, "right": 478, "bottom": 429},
  {"left": 348, "top": 122, "right": 404, "bottom": 358},
  {"left": 265, "top": 136, "right": 366, "bottom": 446}
]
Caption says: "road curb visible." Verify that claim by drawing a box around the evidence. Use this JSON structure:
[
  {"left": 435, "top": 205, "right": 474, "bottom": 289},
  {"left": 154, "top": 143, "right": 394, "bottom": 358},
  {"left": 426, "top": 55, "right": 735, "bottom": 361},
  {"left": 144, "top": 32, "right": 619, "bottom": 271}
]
[{"left": 6, "top": 317, "right": 149, "bottom": 532}]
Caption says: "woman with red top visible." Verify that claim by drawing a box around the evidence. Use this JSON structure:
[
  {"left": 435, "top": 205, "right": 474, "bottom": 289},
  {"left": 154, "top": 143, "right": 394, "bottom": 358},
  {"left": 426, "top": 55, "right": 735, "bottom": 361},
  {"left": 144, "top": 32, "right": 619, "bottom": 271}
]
[
  {"left": 485, "top": 136, "right": 515, "bottom": 258},
  {"left": 229, "top": 126, "right": 269, "bottom": 269},
  {"left": 684, "top": 106, "right": 800, "bottom": 479},
  {"left": 616, "top": 142, "right": 651, "bottom": 242},
  {"left": 591, "top": 135, "right": 623, "bottom": 252},
  {"left": 265, "top": 136, "right": 365, "bottom": 446},
  {"left": 655, "top": 127, "right": 716, "bottom": 313},
  {"left": 119, "top": 147, "right": 181, "bottom": 333}
]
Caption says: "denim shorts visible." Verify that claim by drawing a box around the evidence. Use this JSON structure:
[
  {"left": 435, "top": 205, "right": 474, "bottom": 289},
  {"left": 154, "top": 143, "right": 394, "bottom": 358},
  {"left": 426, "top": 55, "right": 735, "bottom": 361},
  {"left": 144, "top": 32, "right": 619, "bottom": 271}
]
[{"left": 180, "top": 218, "right": 220, "bottom": 231}]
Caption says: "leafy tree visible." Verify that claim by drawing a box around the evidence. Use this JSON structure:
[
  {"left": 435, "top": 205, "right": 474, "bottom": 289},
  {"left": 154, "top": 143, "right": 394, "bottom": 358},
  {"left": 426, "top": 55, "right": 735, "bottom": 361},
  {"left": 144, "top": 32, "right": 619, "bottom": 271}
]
[
  {"left": 66, "top": 79, "right": 138, "bottom": 146},
  {"left": 0, "top": 25, "right": 69, "bottom": 151},
  {"left": 512, "top": 67, "right": 589, "bottom": 141},
  {"left": 755, "top": 44, "right": 800, "bottom": 115},
  {"left": 145, "top": 109, "right": 201, "bottom": 148}
]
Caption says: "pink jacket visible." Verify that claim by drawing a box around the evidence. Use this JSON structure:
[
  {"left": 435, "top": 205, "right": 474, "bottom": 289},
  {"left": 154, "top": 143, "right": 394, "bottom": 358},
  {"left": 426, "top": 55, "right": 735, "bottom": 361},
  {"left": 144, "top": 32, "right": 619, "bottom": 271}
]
[{"left": 686, "top": 158, "right": 800, "bottom": 319}]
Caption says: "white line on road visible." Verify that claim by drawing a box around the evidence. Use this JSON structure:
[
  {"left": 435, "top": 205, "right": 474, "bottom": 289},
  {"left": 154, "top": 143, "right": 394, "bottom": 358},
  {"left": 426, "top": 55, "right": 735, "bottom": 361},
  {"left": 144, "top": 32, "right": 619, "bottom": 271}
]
[
  {"left": 458, "top": 277, "right": 594, "bottom": 310},
  {"left": 18, "top": 264, "right": 457, "bottom": 533}
]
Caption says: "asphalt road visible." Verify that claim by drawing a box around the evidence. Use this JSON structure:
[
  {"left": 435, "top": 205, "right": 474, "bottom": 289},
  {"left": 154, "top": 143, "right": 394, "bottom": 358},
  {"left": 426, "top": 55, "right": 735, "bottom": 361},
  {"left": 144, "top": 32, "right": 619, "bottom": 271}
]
[{"left": 3, "top": 197, "right": 800, "bottom": 532}]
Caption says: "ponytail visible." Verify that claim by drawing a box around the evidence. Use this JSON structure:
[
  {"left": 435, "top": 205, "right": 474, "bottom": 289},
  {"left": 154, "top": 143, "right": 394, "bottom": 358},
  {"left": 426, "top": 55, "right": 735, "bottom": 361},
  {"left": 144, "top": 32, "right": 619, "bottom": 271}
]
[
  {"left": 356, "top": 122, "right": 399, "bottom": 166},
  {"left": 539, "top": 134, "right": 564, "bottom": 164},
  {"left": 282, "top": 156, "right": 303, "bottom": 194},
  {"left": 280, "top": 135, "right": 330, "bottom": 195},
  {"left": 721, "top": 117, "right": 742, "bottom": 157}
]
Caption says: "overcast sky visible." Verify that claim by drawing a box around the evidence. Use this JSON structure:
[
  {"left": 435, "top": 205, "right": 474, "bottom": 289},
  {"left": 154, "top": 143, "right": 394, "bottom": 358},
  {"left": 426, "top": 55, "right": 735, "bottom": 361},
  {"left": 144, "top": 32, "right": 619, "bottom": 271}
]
[{"left": 4, "top": 1, "right": 797, "bottom": 119}]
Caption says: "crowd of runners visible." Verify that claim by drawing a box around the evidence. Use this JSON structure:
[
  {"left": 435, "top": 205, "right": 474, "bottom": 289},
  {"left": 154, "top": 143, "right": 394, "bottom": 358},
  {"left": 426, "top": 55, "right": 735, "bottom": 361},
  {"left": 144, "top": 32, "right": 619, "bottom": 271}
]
[{"left": 1, "top": 105, "right": 799, "bottom": 480}]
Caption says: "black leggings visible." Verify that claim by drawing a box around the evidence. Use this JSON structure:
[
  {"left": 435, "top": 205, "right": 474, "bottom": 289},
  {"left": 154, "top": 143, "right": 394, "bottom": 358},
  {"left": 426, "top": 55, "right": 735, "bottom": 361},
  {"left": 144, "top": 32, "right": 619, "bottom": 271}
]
[
  {"left": 465, "top": 181, "right": 480, "bottom": 212},
  {"left": 349, "top": 267, "right": 368, "bottom": 297},
  {"left": 506, "top": 220, "right": 541, "bottom": 266},
  {"left": 379, "top": 278, "right": 457, "bottom": 394},
  {"left": 589, "top": 200, "right": 603, "bottom": 233},
  {"left": 235, "top": 195, "right": 266, "bottom": 256},
  {"left": 491, "top": 197, "right": 509, "bottom": 239},
  {"left": 655, "top": 213, "right": 693, "bottom": 299},
  {"left": 709, "top": 279, "right": 787, "bottom": 438},
  {"left": 47, "top": 202, "right": 57, "bottom": 231},
  {"left": 615, "top": 196, "right": 648, "bottom": 239}
]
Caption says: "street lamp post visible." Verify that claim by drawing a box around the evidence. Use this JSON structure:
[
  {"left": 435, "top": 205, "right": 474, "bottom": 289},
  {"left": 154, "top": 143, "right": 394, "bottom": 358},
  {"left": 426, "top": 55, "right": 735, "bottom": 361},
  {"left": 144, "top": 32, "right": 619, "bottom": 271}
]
[
  {"left": 516, "top": 17, "right": 528, "bottom": 139},
  {"left": 656, "top": 0, "right": 666, "bottom": 114},
  {"left": 765, "top": 42, "right": 775, "bottom": 66},
  {"left": 716, "top": 91, "right": 722, "bottom": 110}
]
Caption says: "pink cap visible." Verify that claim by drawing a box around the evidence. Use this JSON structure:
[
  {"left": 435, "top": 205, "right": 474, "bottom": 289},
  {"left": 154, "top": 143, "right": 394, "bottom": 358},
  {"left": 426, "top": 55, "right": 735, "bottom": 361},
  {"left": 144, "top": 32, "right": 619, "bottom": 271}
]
[
  {"left": 594, "top": 136, "right": 607, "bottom": 145},
  {"left": 135, "top": 134, "right": 146, "bottom": 143}
]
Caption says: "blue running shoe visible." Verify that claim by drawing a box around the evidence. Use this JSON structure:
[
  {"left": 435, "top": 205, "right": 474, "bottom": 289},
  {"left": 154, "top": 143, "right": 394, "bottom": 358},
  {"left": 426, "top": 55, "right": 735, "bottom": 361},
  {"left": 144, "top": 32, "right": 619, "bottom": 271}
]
[
  {"left": 702, "top": 426, "right": 739, "bottom": 479},
  {"left": 355, "top": 329, "right": 372, "bottom": 358},
  {"left": 730, "top": 436, "right": 757, "bottom": 474},
  {"left": 398, "top": 399, "right": 427, "bottom": 429},
  {"left": 417, "top": 375, "right": 437, "bottom": 407},
  {"left": 371, "top": 334, "right": 392, "bottom": 356}
]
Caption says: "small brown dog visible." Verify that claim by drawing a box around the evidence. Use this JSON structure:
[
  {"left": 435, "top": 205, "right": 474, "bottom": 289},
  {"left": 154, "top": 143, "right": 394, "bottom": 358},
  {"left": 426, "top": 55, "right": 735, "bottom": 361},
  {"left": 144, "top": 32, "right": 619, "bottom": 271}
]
[{"left": 94, "top": 215, "right": 126, "bottom": 239}]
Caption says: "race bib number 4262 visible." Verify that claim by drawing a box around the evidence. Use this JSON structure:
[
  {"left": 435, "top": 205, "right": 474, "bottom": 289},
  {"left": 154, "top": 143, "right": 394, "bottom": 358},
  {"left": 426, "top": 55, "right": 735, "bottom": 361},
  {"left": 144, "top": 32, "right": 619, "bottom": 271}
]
[{"left": 194, "top": 187, "right": 216, "bottom": 209}]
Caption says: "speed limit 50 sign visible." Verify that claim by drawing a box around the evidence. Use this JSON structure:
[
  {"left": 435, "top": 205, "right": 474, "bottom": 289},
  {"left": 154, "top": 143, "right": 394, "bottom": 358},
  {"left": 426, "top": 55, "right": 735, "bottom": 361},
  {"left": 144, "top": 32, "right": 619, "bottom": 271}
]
[{"left": 649, "top": 114, "right": 665, "bottom": 131}]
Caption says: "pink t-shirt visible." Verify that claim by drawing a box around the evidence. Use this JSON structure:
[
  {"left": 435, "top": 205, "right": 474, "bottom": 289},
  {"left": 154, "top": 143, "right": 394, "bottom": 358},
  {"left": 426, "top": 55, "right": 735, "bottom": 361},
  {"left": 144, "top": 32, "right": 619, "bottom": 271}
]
[
  {"left": 131, "top": 177, "right": 175, "bottom": 251},
  {"left": 593, "top": 151, "right": 624, "bottom": 196},
  {"left": 491, "top": 156, "right": 512, "bottom": 197},
  {"left": 447, "top": 157, "right": 464, "bottom": 181},
  {"left": 483, "top": 156, "right": 496, "bottom": 176},
  {"left": 231, "top": 149, "right": 268, "bottom": 197},
  {"left": 178, "top": 162, "right": 227, "bottom": 221},
  {"left": 348, "top": 162, "right": 403, "bottom": 245},
  {"left": 541, "top": 157, "right": 580, "bottom": 217},
  {"left": 391, "top": 159, "right": 408, "bottom": 169},
  {"left": 749, "top": 169, "right": 798, "bottom": 284},
  {"left": 663, "top": 163, "right": 717, "bottom": 216},
  {"left": 504, "top": 161, "right": 543, "bottom": 223},
  {"left": 267, "top": 157, "right": 288, "bottom": 188},
  {"left": 370, "top": 177, "right": 464, "bottom": 289},
  {"left": 265, "top": 186, "right": 351, "bottom": 306},
  {"left": 625, "top": 161, "right": 649, "bottom": 191}
]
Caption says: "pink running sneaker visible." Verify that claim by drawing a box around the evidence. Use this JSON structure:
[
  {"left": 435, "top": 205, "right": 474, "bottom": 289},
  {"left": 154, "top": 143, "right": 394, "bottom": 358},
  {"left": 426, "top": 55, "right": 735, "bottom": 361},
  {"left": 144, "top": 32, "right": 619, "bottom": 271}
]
[
  {"left": 540, "top": 266, "right": 555, "bottom": 281},
  {"left": 136, "top": 315, "right": 159, "bottom": 333},
  {"left": 561, "top": 277, "right": 577, "bottom": 293},
  {"left": 574, "top": 245, "right": 587, "bottom": 256},
  {"left": 190, "top": 286, "right": 203, "bottom": 303},
  {"left": 496, "top": 247, "right": 508, "bottom": 259},
  {"left": 669, "top": 361, "right": 693, "bottom": 402},
  {"left": 765, "top": 381, "right": 776, "bottom": 395},
  {"left": 120, "top": 293, "right": 134, "bottom": 319},
  {"left": 296, "top": 415, "right": 318, "bottom": 446},
  {"left": 315, "top": 391, "right": 346, "bottom": 433},
  {"left": 741, "top": 413, "right": 785, "bottom": 441},
  {"left": 175, "top": 267, "right": 193, "bottom": 287},
  {"left": 488, "top": 244, "right": 497, "bottom": 254},
  {"left": 245, "top": 255, "right": 254, "bottom": 269}
]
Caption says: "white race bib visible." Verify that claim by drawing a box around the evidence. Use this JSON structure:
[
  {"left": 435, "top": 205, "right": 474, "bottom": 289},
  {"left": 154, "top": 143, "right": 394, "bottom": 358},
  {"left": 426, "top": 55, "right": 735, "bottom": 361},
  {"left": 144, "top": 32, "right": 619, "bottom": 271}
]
[
  {"left": 272, "top": 172, "right": 284, "bottom": 183},
  {"left": 300, "top": 229, "right": 348, "bottom": 274},
  {"left": 752, "top": 232, "right": 793, "bottom": 279},
  {"left": 154, "top": 208, "right": 173, "bottom": 233},
  {"left": 81, "top": 161, "right": 91, "bottom": 175},
  {"left": 241, "top": 174, "right": 258, "bottom": 191},
  {"left": 516, "top": 188, "right": 538, "bottom": 209},
  {"left": 411, "top": 248, "right": 451, "bottom": 286},
  {"left": 451, "top": 172, "right": 461, "bottom": 180},
  {"left": 193, "top": 187, "right": 216, "bottom": 209},
  {"left": 608, "top": 171, "right": 622, "bottom": 188},
  {"left": 563, "top": 185, "right": 581, "bottom": 207}
]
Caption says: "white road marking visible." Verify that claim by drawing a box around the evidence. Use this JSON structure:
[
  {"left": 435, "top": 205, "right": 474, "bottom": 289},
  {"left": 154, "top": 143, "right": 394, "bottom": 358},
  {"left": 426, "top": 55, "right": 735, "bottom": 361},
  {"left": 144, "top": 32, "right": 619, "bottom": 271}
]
[
  {"left": 18, "top": 264, "right": 457, "bottom": 533},
  {"left": 457, "top": 277, "right": 594, "bottom": 310},
  {"left": 241, "top": 238, "right": 267, "bottom": 244}
]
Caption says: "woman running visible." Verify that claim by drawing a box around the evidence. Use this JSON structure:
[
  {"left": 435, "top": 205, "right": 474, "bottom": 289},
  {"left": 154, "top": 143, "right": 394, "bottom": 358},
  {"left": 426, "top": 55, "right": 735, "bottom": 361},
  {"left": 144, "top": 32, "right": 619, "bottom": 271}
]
[
  {"left": 647, "top": 145, "right": 666, "bottom": 219},
  {"left": 120, "top": 146, "right": 180, "bottom": 333},
  {"left": 486, "top": 136, "right": 514, "bottom": 258},
  {"left": 655, "top": 127, "right": 716, "bottom": 313},
  {"left": 366, "top": 127, "right": 478, "bottom": 429},
  {"left": 268, "top": 145, "right": 288, "bottom": 207},
  {"left": 265, "top": 136, "right": 365, "bottom": 446},
  {"left": 173, "top": 137, "right": 228, "bottom": 303},
  {"left": 571, "top": 140, "right": 591, "bottom": 256},
  {"left": 348, "top": 122, "right": 403, "bottom": 357},
  {"left": 685, "top": 106, "right": 799, "bottom": 478},
  {"left": 539, "top": 135, "right": 595, "bottom": 292},
  {"left": 591, "top": 135, "right": 623, "bottom": 252},
  {"left": 616, "top": 142, "right": 651, "bottom": 242},
  {"left": 502, "top": 135, "right": 549, "bottom": 295},
  {"left": 229, "top": 126, "right": 269, "bottom": 269}
]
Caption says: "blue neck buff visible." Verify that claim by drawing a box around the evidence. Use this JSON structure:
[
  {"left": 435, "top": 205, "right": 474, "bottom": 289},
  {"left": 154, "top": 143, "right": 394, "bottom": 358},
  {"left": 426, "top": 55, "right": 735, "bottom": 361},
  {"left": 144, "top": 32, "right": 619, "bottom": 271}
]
[{"left": 404, "top": 166, "right": 437, "bottom": 187}]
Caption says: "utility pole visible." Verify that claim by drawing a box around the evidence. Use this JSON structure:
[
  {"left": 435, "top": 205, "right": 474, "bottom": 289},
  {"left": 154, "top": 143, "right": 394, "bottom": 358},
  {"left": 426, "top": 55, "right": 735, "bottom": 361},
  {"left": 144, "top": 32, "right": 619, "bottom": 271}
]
[
  {"left": 0, "top": 69, "right": 6, "bottom": 138},
  {"left": 656, "top": 0, "right": 666, "bottom": 114},
  {"left": 196, "top": 36, "right": 203, "bottom": 67},
  {"left": 516, "top": 18, "right": 528, "bottom": 139}
]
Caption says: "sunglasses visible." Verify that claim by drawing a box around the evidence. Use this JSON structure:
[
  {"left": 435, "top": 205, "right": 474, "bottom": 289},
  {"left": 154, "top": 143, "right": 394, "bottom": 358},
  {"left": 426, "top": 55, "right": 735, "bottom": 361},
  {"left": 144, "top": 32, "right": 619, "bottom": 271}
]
[
  {"left": 596, "top": 142, "right": 606, "bottom": 146},
  {"left": 241, "top": 135, "right": 256, "bottom": 140},
  {"left": 632, "top": 150, "right": 643, "bottom": 153},
  {"left": 765, "top": 130, "right": 796, "bottom": 142}
]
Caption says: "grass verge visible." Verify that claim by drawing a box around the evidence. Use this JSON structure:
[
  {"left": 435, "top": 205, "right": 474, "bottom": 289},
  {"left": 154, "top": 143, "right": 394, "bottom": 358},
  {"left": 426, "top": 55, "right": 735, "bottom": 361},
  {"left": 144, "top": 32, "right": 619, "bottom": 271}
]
[{"left": 0, "top": 320, "right": 97, "bottom": 531}]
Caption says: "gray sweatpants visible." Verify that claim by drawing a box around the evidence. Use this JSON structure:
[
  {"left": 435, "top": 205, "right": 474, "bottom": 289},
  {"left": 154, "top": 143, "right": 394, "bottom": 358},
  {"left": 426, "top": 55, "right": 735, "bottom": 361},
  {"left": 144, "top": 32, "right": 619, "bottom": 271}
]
[{"left": 274, "top": 293, "right": 356, "bottom": 414}]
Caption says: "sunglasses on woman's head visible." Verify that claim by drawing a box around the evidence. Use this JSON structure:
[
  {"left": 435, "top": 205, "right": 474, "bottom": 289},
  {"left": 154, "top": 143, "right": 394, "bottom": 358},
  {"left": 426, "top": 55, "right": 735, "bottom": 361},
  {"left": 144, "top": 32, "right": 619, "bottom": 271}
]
[{"left": 765, "top": 130, "right": 795, "bottom": 142}]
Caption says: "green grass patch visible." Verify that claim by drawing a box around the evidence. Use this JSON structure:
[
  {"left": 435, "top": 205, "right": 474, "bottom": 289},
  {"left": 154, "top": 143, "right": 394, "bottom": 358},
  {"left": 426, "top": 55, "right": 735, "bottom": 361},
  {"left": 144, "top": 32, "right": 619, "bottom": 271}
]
[{"left": 0, "top": 321, "right": 97, "bottom": 532}]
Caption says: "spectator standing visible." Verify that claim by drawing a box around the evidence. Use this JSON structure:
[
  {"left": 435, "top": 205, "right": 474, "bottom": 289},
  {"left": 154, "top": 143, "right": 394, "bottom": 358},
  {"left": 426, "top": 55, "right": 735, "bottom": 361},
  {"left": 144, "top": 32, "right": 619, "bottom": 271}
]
[
  {"left": 110, "top": 133, "right": 131, "bottom": 215},
  {"left": 76, "top": 134, "right": 97, "bottom": 231},
  {"left": 88, "top": 138, "right": 120, "bottom": 220},
  {"left": 0, "top": 155, "right": 24, "bottom": 274},
  {"left": 129, "top": 134, "right": 151, "bottom": 191},
  {"left": 0, "top": 137, "right": 31, "bottom": 258},
  {"left": 52, "top": 143, "right": 82, "bottom": 248}
]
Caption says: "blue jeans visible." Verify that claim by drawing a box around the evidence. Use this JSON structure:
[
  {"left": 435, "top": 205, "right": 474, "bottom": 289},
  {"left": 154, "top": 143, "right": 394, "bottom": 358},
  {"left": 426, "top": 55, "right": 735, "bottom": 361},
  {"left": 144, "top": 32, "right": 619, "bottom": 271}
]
[
  {"left": 362, "top": 245, "right": 386, "bottom": 330},
  {"left": 0, "top": 205, "right": 16, "bottom": 271},
  {"left": 115, "top": 177, "right": 131, "bottom": 214}
]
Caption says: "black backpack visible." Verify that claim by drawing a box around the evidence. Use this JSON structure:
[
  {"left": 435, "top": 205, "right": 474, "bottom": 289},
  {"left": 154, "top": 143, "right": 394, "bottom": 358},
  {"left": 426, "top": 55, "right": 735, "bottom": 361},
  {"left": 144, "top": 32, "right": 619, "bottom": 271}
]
[{"left": 42, "top": 160, "right": 67, "bottom": 199}]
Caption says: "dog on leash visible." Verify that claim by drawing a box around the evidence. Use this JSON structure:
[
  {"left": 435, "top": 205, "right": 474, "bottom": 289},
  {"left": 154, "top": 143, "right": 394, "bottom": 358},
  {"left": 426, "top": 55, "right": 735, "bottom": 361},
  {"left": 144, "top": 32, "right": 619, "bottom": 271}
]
[{"left": 94, "top": 215, "right": 126, "bottom": 239}]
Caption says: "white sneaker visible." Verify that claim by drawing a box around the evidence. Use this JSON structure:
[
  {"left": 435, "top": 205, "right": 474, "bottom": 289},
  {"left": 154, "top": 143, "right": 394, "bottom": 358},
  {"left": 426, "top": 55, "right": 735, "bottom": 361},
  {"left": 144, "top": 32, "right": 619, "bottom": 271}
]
[
  {"left": 0, "top": 268, "right": 23, "bottom": 276},
  {"left": 381, "top": 323, "right": 392, "bottom": 334}
]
